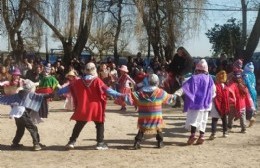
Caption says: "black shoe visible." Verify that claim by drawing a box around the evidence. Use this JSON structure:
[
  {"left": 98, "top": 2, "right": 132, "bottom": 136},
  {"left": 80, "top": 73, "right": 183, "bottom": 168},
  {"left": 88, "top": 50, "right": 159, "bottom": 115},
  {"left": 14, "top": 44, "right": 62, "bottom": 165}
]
[
  {"left": 172, "top": 104, "right": 181, "bottom": 108},
  {"left": 133, "top": 141, "right": 141, "bottom": 150},
  {"left": 11, "top": 143, "right": 24, "bottom": 148},
  {"left": 157, "top": 141, "right": 164, "bottom": 148}
]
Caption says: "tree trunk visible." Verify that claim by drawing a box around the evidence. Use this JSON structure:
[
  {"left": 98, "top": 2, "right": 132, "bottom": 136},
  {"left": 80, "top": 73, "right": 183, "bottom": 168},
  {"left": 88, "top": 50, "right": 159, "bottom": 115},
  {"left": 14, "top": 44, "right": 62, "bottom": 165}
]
[
  {"left": 73, "top": 0, "right": 94, "bottom": 62},
  {"left": 1, "top": 0, "right": 27, "bottom": 62},
  {"left": 113, "top": 0, "right": 123, "bottom": 66},
  {"left": 244, "top": 7, "right": 260, "bottom": 64},
  {"left": 26, "top": 0, "right": 94, "bottom": 67},
  {"left": 240, "top": 0, "right": 247, "bottom": 49},
  {"left": 62, "top": 42, "right": 74, "bottom": 66}
]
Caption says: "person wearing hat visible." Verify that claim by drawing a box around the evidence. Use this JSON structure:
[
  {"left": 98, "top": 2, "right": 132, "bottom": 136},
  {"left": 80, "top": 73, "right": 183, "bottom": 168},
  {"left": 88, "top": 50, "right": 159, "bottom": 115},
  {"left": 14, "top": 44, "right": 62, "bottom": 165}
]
[
  {"left": 227, "top": 60, "right": 255, "bottom": 134},
  {"left": 226, "top": 59, "right": 243, "bottom": 84},
  {"left": 209, "top": 70, "right": 230, "bottom": 140},
  {"left": 36, "top": 66, "right": 61, "bottom": 95},
  {"left": 114, "top": 65, "right": 136, "bottom": 111},
  {"left": 0, "top": 68, "right": 24, "bottom": 95},
  {"left": 243, "top": 62, "right": 258, "bottom": 127},
  {"left": 0, "top": 79, "right": 53, "bottom": 151},
  {"left": 57, "top": 62, "right": 124, "bottom": 150},
  {"left": 125, "top": 74, "right": 176, "bottom": 149},
  {"left": 62, "top": 70, "right": 79, "bottom": 110},
  {"left": 0, "top": 66, "right": 12, "bottom": 94},
  {"left": 173, "top": 59, "right": 215, "bottom": 145}
]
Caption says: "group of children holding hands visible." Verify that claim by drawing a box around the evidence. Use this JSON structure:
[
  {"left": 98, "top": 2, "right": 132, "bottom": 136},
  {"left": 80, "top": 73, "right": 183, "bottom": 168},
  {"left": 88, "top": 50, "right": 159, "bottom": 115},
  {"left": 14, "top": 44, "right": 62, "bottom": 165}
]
[{"left": 0, "top": 58, "right": 258, "bottom": 151}]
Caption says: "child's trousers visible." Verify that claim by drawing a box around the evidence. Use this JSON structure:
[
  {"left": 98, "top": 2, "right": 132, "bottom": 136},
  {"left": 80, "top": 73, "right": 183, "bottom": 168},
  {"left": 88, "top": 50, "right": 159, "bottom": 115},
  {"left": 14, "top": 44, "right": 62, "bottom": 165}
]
[
  {"left": 12, "top": 110, "right": 40, "bottom": 145},
  {"left": 227, "top": 106, "right": 246, "bottom": 131},
  {"left": 135, "top": 130, "right": 163, "bottom": 142}
]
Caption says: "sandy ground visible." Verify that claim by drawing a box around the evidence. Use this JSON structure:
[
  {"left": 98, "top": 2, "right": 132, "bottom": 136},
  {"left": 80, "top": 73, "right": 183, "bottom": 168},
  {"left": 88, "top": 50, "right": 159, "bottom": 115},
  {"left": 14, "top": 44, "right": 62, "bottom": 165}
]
[{"left": 0, "top": 99, "right": 260, "bottom": 168}]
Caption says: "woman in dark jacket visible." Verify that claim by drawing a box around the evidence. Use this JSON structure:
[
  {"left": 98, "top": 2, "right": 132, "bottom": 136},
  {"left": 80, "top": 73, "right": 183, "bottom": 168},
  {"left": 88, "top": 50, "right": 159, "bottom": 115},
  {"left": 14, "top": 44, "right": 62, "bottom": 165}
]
[{"left": 168, "top": 47, "right": 193, "bottom": 107}]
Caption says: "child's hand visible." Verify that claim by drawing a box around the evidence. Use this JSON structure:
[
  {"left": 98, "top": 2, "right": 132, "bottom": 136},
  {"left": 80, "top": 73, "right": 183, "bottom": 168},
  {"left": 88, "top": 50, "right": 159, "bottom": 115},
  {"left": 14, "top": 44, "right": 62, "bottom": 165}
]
[
  {"left": 121, "top": 94, "right": 127, "bottom": 98},
  {"left": 172, "top": 94, "right": 177, "bottom": 101}
]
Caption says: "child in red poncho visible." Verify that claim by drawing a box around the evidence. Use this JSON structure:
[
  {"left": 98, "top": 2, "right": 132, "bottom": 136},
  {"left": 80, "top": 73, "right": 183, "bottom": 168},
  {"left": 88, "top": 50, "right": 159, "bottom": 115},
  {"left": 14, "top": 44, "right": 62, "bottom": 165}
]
[
  {"left": 209, "top": 70, "right": 230, "bottom": 139},
  {"left": 227, "top": 59, "right": 255, "bottom": 133},
  {"left": 114, "top": 65, "right": 136, "bottom": 111}
]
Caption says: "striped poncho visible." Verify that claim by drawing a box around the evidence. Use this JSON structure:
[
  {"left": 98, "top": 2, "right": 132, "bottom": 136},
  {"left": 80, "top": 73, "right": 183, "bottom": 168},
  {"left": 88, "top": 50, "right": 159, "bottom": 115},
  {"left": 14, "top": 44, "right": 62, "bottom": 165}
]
[{"left": 126, "top": 86, "right": 173, "bottom": 134}]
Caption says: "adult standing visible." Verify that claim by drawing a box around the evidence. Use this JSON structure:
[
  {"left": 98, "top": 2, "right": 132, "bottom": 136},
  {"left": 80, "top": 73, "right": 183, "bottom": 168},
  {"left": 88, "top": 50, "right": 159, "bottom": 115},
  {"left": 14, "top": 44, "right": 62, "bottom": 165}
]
[
  {"left": 58, "top": 62, "right": 123, "bottom": 150},
  {"left": 168, "top": 47, "right": 193, "bottom": 107}
]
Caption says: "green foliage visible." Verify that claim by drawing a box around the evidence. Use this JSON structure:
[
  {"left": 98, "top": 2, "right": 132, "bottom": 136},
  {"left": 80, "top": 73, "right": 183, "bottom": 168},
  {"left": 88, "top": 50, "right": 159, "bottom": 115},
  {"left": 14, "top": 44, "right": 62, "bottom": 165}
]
[{"left": 206, "top": 18, "right": 242, "bottom": 57}]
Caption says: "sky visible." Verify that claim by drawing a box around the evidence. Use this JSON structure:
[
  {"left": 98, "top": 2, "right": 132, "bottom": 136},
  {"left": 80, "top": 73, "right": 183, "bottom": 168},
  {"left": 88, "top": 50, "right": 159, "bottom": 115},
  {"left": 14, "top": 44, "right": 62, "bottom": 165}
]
[
  {"left": 183, "top": 0, "right": 260, "bottom": 57},
  {"left": 0, "top": 0, "right": 259, "bottom": 58}
]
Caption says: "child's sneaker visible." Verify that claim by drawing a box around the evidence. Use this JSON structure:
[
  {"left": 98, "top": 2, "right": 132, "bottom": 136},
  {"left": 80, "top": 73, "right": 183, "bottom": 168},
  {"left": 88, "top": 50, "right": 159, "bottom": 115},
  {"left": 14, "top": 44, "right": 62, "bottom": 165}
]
[
  {"left": 133, "top": 141, "right": 141, "bottom": 150},
  {"left": 227, "top": 128, "right": 233, "bottom": 133},
  {"left": 209, "top": 134, "right": 216, "bottom": 140},
  {"left": 11, "top": 143, "right": 24, "bottom": 148},
  {"left": 196, "top": 137, "right": 205, "bottom": 145},
  {"left": 241, "top": 129, "right": 247, "bottom": 134},
  {"left": 187, "top": 136, "right": 197, "bottom": 145},
  {"left": 119, "top": 107, "right": 126, "bottom": 112},
  {"left": 249, "top": 117, "right": 256, "bottom": 127},
  {"left": 39, "top": 143, "right": 47, "bottom": 148},
  {"left": 65, "top": 142, "right": 75, "bottom": 150},
  {"left": 96, "top": 142, "right": 108, "bottom": 150},
  {"left": 33, "top": 144, "right": 42, "bottom": 151},
  {"left": 157, "top": 141, "right": 164, "bottom": 149},
  {"left": 223, "top": 132, "right": 229, "bottom": 138}
]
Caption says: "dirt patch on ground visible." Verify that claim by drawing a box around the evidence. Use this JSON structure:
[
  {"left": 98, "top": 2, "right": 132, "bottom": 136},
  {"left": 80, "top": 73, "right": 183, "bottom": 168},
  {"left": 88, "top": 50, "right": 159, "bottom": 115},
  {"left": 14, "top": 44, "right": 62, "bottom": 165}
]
[{"left": 1, "top": 100, "right": 260, "bottom": 168}]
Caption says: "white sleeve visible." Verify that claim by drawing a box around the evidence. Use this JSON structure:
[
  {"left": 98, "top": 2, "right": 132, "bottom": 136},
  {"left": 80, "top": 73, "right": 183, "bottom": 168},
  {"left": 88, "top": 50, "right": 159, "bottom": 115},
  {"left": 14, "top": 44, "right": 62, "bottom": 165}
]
[{"left": 174, "top": 88, "right": 184, "bottom": 97}]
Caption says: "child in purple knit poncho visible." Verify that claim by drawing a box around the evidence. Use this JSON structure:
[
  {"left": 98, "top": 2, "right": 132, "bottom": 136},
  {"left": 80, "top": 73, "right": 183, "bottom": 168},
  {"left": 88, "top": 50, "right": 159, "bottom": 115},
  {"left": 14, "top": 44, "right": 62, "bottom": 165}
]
[{"left": 174, "top": 59, "right": 215, "bottom": 145}]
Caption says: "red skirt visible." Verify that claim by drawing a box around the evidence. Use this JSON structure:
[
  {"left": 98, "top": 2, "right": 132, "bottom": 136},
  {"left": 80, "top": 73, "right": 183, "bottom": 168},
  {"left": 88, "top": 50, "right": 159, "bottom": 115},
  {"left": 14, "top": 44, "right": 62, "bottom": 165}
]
[
  {"left": 36, "top": 87, "right": 54, "bottom": 101},
  {"left": 114, "top": 87, "right": 131, "bottom": 106},
  {"left": 36, "top": 87, "right": 53, "bottom": 94}
]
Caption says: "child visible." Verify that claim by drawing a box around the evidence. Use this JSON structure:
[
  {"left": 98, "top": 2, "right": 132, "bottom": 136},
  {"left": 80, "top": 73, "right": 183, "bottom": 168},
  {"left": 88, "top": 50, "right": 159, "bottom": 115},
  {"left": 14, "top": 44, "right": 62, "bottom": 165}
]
[
  {"left": 0, "top": 79, "right": 51, "bottom": 151},
  {"left": 36, "top": 66, "right": 61, "bottom": 94},
  {"left": 209, "top": 70, "right": 230, "bottom": 140},
  {"left": 174, "top": 59, "right": 215, "bottom": 145},
  {"left": 125, "top": 74, "right": 175, "bottom": 149},
  {"left": 0, "top": 68, "right": 24, "bottom": 95},
  {"left": 62, "top": 70, "right": 79, "bottom": 110},
  {"left": 134, "top": 67, "right": 147, "bottom": 91},
  {"left": 114, "top": 65, "right": 136, "bottom": 111},
  {"left": 227, "top": 68, "right": 255, "bottom": 133},
  {"left": 58, "top": 63, "right": 123, "bottom": 150},
  {"left": 243, "top": 62, "right": 258, "bottom": 127}
]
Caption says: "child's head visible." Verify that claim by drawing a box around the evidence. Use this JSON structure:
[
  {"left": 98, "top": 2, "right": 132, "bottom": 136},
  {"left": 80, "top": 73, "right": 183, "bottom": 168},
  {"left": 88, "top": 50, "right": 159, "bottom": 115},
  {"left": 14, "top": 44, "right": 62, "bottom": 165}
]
[
  {"left": 85, "top": 62, "right": 98, "bottom": 77},
  {"left": 232, "top": 59, "right": 243, "bottom": 72},
  {"left": 11, "top": 68, "right": 21, "bottom": 80},
  {"left": 118, "top": 65, "right": 128, "bottom": 74},
  {"left": 44, "top": 66, "right": 51, "bottom": 76},
  {"left": 195, "top": 59, "right": 208, "bottom": 74},
  {"left": 66, "top": 70, "right": 77, "bottom": 81},
  {"left": 216, "top": 70, "right": 227, "bottom": 83},
  {"left": 23, "top": 79, "right": 36, "bottom": 92},
  {"left": 244, "top": 62, "right": 254, "bottom": 73},
  {"left": 148, "top": 74, "right": 159, "bottom": 86},
  {"left": 233, "top": 70, "right": 247, "bottom": 97}
]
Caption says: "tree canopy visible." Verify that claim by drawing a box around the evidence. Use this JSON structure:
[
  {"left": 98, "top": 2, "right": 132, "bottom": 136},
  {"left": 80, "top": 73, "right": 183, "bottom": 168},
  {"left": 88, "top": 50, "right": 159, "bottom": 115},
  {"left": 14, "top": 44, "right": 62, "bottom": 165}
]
[{"left": 206, "top": 18, "right": 242, "bottom": 57}]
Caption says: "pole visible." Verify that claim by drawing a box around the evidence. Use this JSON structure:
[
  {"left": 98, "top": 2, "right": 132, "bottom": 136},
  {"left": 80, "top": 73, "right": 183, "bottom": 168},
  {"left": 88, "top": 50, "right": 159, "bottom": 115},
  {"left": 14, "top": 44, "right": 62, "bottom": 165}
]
[{"left": 147, "top": 4, "right": 151, "bottom": 61}]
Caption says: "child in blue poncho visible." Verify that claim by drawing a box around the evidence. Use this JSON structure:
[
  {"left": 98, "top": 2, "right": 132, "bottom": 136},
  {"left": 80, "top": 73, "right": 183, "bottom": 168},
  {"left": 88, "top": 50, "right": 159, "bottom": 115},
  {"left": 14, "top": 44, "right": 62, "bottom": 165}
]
[{"left": 243, "top": 62, "right": 258, "bottom": 127}]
